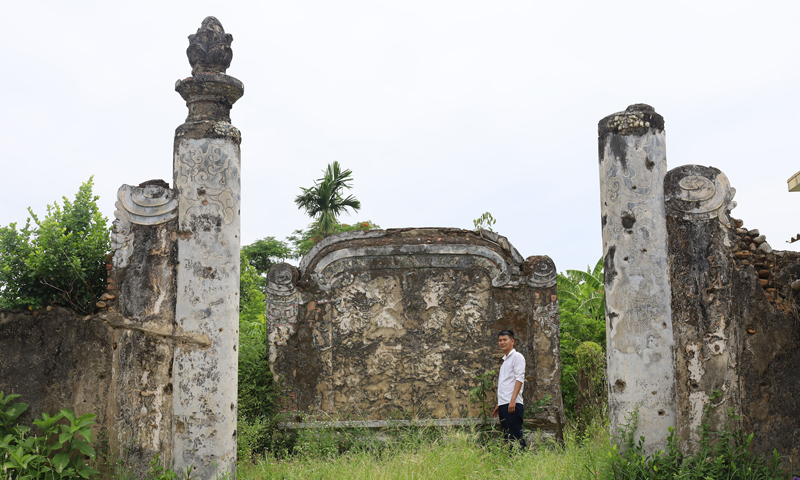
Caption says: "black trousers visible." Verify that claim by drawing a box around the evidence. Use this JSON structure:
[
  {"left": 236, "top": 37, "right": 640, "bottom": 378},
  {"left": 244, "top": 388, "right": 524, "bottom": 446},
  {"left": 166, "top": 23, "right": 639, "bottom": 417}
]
[{"left": 498, "top": 403, "right": 526, "bottom": 447}]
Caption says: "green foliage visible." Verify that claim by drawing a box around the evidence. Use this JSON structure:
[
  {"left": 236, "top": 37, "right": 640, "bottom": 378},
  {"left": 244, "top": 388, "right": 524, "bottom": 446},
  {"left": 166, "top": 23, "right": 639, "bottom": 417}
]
[
  {"left": 239, "top": 252, "right": 267, "bottom": 333},
  {"left": 144, "top": 455, "right": 196, "bottom": 480},
  {"left": 240, "top": 237, "right": 291, "bottom": 279},
  {"left": 595, "top": 396, "right": 790, "bottom": 480},
  {"left": 237, "top": 248, "right": 284, "bottom": 460},
  {"left": 238, "top": 344, "right": 280, "bottom": 429},
  {"left": 523, "top": 394, "right": 554, "bottom": 420},
  {"left": 0, "top": 391, "right": 99, "bottom": 479},
  {"left": 294, "top": 162, "right": 362, "bottom": 238},
  {"left": 574, "top": 341, "right": 606, "bottom": 426},
  {"left": 238, "top": 246, "right": 278, "bottom": 422},
  {"left": 290, "top": 425, "right": 379, "bottom": 460},
  {"left": 472, "top": 212, "right": 496, "bottom": 232},
  {"left": 0, "top": 177, "right": 109, "bottom": 314},
  {"left": 287, "top": 220, "right": 380, "bottom": 259},
  {"left": 469, "top": 370, "right": 496, "bottom": 426},
  {"left": 558, "top": 257, "right": 606, "bottom": 417}
]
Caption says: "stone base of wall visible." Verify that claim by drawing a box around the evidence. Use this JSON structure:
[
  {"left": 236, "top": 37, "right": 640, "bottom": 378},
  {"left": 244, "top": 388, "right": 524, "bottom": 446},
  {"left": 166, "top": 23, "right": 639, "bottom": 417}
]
[
  {"left": 0, "top": 306, "right": 179, "bottom": 478},
  {"left": 0, "top": 308, "right": 116, "bottom": 462}
]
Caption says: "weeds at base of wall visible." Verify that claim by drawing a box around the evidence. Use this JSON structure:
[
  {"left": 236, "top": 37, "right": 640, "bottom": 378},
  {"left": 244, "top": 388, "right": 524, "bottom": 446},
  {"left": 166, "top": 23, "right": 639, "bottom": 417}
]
[{"left": 589, "top": 393, "right": 792, "bottom": 480}]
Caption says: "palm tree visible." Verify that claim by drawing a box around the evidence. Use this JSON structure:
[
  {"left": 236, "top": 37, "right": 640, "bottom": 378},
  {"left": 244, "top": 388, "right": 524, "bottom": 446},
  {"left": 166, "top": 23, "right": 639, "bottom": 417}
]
[
  {"left": 557, "top": 257, "right": 605, "bottom": 325},
  {"left": 557, "top": 257, "right": 607, "bottom": 418},
  {"left": 294, "top": 162, "right": 362, "bottom": 238}
]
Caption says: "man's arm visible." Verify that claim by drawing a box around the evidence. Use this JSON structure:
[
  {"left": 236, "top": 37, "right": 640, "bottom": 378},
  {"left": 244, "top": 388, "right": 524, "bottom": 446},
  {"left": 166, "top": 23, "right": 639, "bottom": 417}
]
[
  {"left": 508, "top": 380, "right": 523, "bottom": 413},
  {"left": 508, "top": 353, "right": 526, "bottom": 413}
]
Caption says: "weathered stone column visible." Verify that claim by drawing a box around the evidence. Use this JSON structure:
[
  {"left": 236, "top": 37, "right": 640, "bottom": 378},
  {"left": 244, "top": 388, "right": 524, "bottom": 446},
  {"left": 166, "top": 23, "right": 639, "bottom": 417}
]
[
  {"left": 598, "top": 104, "right": 675, "bottom": 453},
  {"left": 665, "top": 165, "right": 739, "bottom": 452},
  {"left": 172, "top": 17, "right": 243, "bottom": 477}
]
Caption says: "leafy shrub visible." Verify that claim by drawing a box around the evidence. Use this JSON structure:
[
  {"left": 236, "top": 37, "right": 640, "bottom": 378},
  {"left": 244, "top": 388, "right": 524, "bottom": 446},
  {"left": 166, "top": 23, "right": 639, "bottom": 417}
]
[
  {"left": 472, "top": 212, "right": 496, "bottom": 232},
  {"left": 469, "top": 370, "right": 496, "bottom": 427},
  {"left": 0, "top": 177, "right": 109, "bottom": 314},
  {"left": 0, "top": 391, "right": 99, "bottom": 479},
  {"left": 574, "top": 341, "right": 606, "bottom": 427}
]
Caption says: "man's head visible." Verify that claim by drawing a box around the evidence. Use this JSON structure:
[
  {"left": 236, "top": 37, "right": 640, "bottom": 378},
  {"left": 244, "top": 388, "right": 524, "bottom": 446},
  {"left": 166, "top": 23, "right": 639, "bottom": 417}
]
[{"left": 497, "top": 329, "right": 515, "bottom": 355}]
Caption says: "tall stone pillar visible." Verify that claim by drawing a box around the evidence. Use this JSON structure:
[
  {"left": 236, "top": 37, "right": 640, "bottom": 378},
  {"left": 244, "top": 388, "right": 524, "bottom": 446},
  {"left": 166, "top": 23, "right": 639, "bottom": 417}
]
[
  {"left": 172, "top": 17, "right": 243, "bottom": 477},
  {"left": 598, "top": 104, "right": 675, "bottom": 453}
]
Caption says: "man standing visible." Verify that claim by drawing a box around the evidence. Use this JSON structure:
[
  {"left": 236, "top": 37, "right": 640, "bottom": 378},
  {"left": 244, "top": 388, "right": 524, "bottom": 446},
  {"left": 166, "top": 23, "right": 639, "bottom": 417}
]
[{"left": 492, "top": 329, "right": 527, "bottom": 448}]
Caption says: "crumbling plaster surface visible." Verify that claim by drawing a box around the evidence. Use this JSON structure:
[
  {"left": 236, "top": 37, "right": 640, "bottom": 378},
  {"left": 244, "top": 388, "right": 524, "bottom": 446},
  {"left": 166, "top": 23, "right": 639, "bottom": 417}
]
[
  {"left": 0, "top": 307, "right": 115, "bottom": 437},
  {"left": 107, "top": 191, "right": 181, "bottom": 478},
  {"left": 663, "top": 163, "right": 800, "bottom": 466},
  {"left": 665, "top": 165, "right": 740, "bottom": 452},
  {"left": 171, "top": 136, "right": 240, "bottom": 478},
  {"left": 270, "top": 228, "right": 563, "bottom": 430}
]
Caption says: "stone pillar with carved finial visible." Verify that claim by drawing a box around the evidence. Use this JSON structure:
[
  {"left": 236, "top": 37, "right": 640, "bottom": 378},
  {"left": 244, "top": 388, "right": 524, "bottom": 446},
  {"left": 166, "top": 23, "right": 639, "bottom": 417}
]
[{"left": 171, "top": 16, "right": 243, "bottom": 477}]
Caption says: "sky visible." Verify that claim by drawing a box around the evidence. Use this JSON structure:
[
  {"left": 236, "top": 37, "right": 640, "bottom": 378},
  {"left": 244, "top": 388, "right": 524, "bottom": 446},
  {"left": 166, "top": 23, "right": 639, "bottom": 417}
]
[{"left": 2, "top": 0, "right": 800, "bottom": 273}]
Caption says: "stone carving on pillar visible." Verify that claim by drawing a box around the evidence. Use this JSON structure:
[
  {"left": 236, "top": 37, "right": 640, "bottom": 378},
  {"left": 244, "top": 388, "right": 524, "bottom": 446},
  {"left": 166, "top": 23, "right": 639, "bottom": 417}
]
[
  {"left": 111, "top": 181, "right": 178, "bottom": 268},
  {"left": 664, "top": 165, "right": 737, "bottom": 228},
  {"left": 265, "top": 263, "right": 300, "bottom": 347},
  {"left": 175, "top": 140, "right": 239, "bottom": 227}
]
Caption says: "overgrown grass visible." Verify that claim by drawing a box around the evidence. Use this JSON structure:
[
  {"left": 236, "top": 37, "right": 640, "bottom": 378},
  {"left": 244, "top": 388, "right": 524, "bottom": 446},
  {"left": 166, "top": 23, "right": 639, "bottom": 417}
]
[
  {"left": 238, "top": 421, "right": 610, "bottom": 480},
  {"left": 236, "top": 413, "right": 795, "bottom": 480}
]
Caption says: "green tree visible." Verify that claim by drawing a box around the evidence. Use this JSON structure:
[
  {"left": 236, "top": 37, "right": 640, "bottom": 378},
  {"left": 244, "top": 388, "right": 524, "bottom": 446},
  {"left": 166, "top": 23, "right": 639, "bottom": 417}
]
[
  {"left": 557, "top": 257, "right": 606, "bottom": 418},
  {"left": 294, "top": 162, "right": 361, "bottom": 238},
  {"left": 242, "top": 237, "right": 292, "bottom": 279},
  {"left": 0, "top": 177, "right": 109, "bottom": 313},
  {"left": 287, "top": 220, "right": 380, "bottom": 259},
  {"left": 239, "top": 251, "right": 267, "bottom": 332}
]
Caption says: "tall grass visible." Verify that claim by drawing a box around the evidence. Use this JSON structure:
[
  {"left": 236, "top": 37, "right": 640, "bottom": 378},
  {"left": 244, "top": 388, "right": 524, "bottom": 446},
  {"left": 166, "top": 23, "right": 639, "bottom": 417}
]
[{"left": 238, "top": 421, "right": 609, "bottom": 480}]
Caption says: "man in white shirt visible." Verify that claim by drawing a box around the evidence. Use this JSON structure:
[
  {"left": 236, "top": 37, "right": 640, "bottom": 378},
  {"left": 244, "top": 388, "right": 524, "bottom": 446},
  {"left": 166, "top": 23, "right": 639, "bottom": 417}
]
[{"left": 492, "top": 329, "right": 527, "bottom": 448}]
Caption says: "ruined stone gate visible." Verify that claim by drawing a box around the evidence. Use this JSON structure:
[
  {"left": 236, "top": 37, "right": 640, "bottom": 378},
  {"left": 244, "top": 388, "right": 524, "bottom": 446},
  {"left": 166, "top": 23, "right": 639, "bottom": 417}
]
[
  {"left": 267, "top": 228, "right": 563, "bottom": 430},
  {"left": 599, "top": 104, "right": 800, "bottom": 469},
  {"left": 1, "top": 15, "right": 799, "bottom": 480}
]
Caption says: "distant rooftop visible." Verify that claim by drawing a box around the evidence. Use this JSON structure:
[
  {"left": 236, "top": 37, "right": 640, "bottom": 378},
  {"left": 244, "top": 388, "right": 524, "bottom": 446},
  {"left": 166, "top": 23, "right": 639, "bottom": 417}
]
[{"left": 788, "top": 171, "right": 800, "bottom": 192}]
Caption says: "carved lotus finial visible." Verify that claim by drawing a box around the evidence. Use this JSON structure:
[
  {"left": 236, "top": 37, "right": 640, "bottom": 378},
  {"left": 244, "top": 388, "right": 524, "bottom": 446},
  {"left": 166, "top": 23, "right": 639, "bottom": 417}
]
[{"left": 187, "top": 16, "right": 233, "bottom": 76}]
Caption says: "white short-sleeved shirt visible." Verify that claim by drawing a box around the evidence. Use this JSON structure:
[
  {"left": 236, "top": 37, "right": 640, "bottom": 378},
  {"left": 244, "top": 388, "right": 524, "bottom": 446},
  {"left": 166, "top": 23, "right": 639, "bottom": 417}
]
[{"left": 497, "top": 348, "right": 525, "bottom": 406}]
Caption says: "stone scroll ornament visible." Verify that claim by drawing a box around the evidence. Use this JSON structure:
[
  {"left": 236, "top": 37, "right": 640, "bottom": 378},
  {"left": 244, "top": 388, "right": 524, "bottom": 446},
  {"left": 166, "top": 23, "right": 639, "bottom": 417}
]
[
  {"left": 110, "top": 183, "right": 178, "bottom": 268},
  {"left": 266, "top": 263, "right": 300, "bottom": 346},
  {"left": 309, "top": 244, "right": 513, "bottom": 291},
  {"left": 664, "top": 165, "right": 737, "bottom": 228},
  {"left": 526, "top": 256, "right": 557, "bottom": 288}
]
